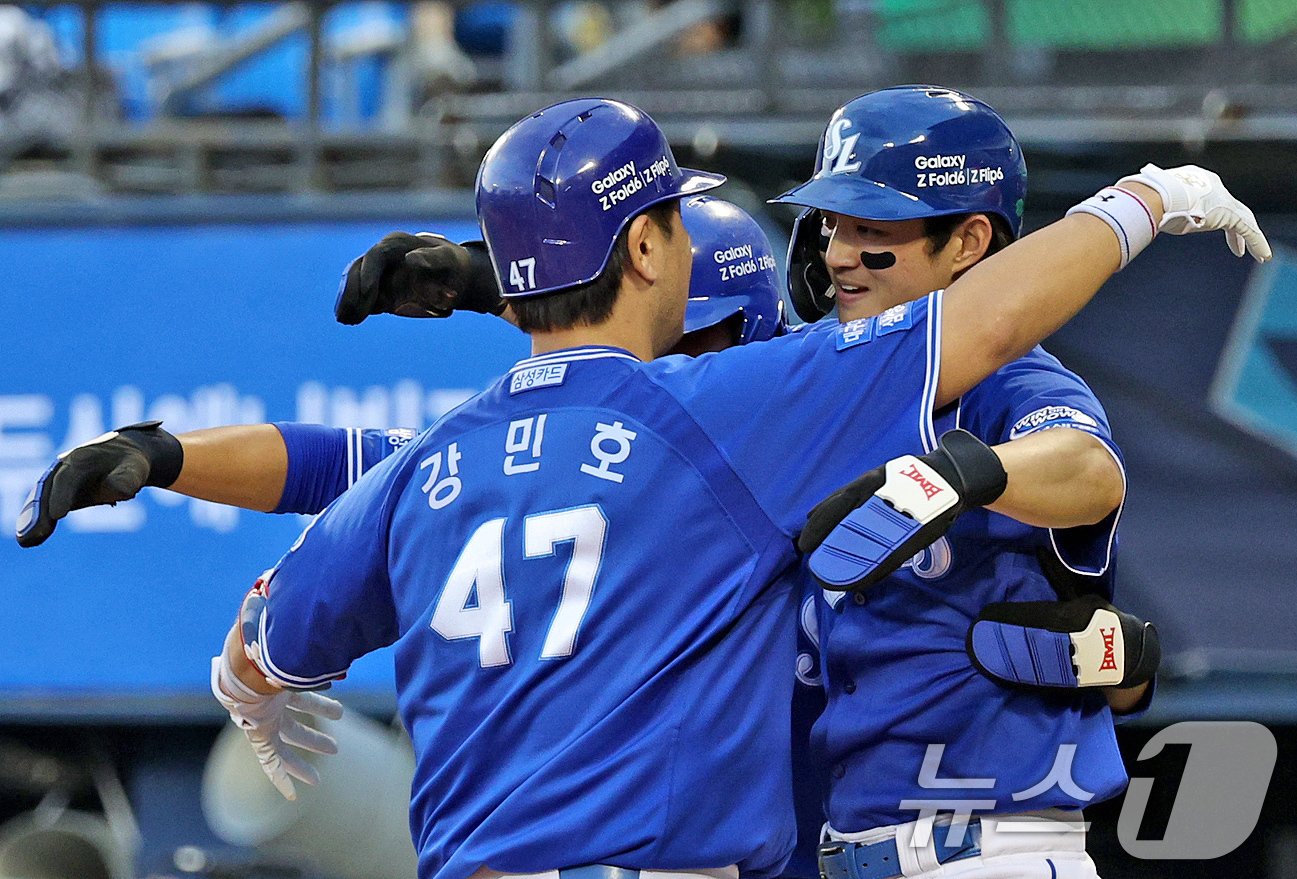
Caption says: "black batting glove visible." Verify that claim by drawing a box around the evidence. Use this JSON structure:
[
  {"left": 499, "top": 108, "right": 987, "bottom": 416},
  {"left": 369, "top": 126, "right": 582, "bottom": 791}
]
[
  {"left": 16, "top": 421, "right": 183, "bottom": 548},
  {"left": 334, "top": 232, "right": 504, "bottom": 325},
  {"left": 798, "top": 429, "right": 1008, "bottom": 591}
]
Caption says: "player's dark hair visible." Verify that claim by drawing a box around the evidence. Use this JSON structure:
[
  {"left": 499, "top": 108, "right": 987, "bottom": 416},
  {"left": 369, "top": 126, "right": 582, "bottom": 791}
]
[
  {"left": 923, "top": 213, "right": 1014, "bottom": 262},
  {"left": 512, "top": 201, "right": 678, "bottom": 334}
]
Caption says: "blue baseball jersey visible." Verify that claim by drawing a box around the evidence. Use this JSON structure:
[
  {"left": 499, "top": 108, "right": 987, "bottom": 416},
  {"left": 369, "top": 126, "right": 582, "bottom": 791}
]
[
  {"left": 786, "top": 577, "right": 829, "bottom": 879},
  {"left": 273, "top": 420, "right": 831, "bottom": 879},
  {"left": 813, "top": 345, "right": 1128, "bottom": 834},
  {"left": 250, "top": 294, "right": 944, "bottom": 879}
]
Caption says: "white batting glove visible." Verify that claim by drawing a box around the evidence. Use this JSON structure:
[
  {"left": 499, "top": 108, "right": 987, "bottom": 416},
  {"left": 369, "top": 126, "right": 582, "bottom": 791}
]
[
  {"left": 210, "top": 653, "right": 344, "bottom": 801},
  {"left": 1118, "top": 164, "right": 1272, "bottom": 262}
]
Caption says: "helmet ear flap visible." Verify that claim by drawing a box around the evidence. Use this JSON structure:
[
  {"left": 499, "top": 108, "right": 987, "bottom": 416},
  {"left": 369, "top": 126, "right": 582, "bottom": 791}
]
[{"left": 787, "top": 209, "right": 835, "bottom": 322}]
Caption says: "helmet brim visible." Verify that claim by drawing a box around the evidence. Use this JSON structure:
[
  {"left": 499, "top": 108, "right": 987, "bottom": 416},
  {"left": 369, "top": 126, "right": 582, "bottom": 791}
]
[
  {"left": 677, "top": 168, "right": 727, "bottom": 196},
  {"left": 684, "top": 297, "right": 745, "bottom": 334},
  {"left": 768, "top": 175, "right": 930, "bottom": 223}
]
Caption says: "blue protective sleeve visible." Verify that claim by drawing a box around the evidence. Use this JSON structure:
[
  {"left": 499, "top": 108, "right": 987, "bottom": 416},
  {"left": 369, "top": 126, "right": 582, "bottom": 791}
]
[
  {"left": 273, "top": 423, "right": 419, "bottom": 514},
  {"left": 271, "top": 423, "right": 354, "bottom": 514}
]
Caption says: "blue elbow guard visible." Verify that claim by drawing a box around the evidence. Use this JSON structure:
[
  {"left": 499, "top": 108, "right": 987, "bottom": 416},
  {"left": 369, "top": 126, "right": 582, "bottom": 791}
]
[
  {"left": 808, "top": 496, "right": 925, "bottom": 589},
  {"left": 967, "top": 595, "right": 1161, "bottom": 690}
]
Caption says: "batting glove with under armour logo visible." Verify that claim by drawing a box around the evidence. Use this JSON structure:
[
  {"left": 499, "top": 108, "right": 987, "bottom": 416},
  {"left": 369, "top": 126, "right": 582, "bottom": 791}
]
[{"left": 1118, "top": 163, "right": 1271, "bottom": 262}]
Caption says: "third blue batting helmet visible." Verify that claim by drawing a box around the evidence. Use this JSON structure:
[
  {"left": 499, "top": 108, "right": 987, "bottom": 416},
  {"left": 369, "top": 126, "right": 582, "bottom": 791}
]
[
  {"left": 683, "top": 196, "right": 786, "bottom": 345},
  {"left": 476, "top": 98, "right": 725, "bottom": 298},
  {"left": 770, "top": 85, "right": 1027, "bottom": 238}
]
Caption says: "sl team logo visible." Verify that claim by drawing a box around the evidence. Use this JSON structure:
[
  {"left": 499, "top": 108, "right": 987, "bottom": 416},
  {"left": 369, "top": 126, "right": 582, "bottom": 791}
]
[{"left": 821, "top": 118, "right": 861, "bottom": 176}]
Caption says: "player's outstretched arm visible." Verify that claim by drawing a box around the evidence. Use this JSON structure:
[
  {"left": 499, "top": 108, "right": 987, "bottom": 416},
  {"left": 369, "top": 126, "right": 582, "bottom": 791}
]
[
  {"left": 171, "top": 425, "right": 288, "bottom": 511},
  {"left": 334, "top": 232, "right": 506, "bottom": 325},
  {"left": 16, "top": 423, "right": 288, "bottom": 548},
  {"left": 935, "top": 166, "right": 1270, "bottom": 407},
  {"left": 987, "top": 429, "right": 1123, "bottom": 528}
]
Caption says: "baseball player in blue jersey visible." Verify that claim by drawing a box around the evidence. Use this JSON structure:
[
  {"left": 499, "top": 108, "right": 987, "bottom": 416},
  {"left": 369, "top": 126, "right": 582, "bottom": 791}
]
[
  {"left": 206, "top": 99, "right": 1262, "bottom": 879},
  {"left": 762, "top": 87, "right": 1149, "bottom": 879},
  {"left": 20, "top": 96, "right": 1265, "bottom": 879},
  {"left": 16, "top": 193, "right": 834, "bottom": 877}
]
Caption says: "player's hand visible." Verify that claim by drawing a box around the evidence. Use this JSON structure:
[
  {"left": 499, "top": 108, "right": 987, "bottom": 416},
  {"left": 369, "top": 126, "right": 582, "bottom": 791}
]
[
  {"left": 1118, "top": 164, "right": 1271, "bottom": 262},
  {"left": 797, "top": 430, "right": 1007, "bottom": 591},
  {"left": 334, "top": 232, "right": 504, "bottom": 325},
  {"left": 210, "top": 654, "right": 343, "bottom": 801},
  {"left": 968, "top": 594, "right": 1161, "bottom": 690},
  {"left": 15, "top": 421, "right": 183, "bottom": 548}
]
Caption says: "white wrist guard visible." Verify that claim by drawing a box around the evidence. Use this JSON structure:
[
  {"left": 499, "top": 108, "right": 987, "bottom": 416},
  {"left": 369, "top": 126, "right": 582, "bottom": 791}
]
[
  {"left": 1066, "top": 186, "right": 1157, "bottom": 270},
  {"left": 214, "top": 649, "right": 269, "bottom": 702}
]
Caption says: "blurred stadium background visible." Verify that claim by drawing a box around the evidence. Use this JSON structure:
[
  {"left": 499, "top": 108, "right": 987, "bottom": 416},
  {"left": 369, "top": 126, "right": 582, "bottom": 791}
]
[{"left": 2, "top": 1, "right": 1296, "bottom": 877}]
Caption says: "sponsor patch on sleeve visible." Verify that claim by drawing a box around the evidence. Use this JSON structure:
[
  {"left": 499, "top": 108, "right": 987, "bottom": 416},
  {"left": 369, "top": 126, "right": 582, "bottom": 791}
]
[
  {"left": 1009, "top": 405, "right": 1102, "bottom": 440},
  {"left": 383, "top": 428, "right": 416, "bottom": 447},
  {"left": 875, "top": 302, "right": 913, "bottom": 336},
  {"left": 510, "top": 363, "right": 568, "bottom": 395},
  {"left": 836, "top": 317, "right": 875, "bottom": 350}
]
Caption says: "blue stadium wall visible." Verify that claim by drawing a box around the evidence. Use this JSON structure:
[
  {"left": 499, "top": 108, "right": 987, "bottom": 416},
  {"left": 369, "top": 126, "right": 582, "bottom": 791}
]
[{"left": 1, "top": 198, "right": 1295, "bottom": 723}]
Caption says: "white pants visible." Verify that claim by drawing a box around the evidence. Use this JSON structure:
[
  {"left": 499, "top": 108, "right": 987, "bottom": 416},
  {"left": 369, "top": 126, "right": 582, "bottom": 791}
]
[{"left": 826, "top": 810, "right": 1100, "bottom": 879}]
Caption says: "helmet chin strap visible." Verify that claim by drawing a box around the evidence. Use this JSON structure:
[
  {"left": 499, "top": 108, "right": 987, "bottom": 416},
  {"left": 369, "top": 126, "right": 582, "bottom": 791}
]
[{"left": 859, "top": 249, "right": 897, "bottom": 270}]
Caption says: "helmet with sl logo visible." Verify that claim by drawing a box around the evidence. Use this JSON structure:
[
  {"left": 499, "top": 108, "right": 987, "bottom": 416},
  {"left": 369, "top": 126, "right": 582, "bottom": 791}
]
[
  {"left": 682, "top": 196, "right": 787, "bottom": 345},
  {"left": 476, "top": 98, "right": 725, "bottom": 298},
  {"left": 770, "top": 85, "right": 1027, "bottom": 235},
  {"left": 770, "top": 85, "right": 1028, "bottom": 320}
]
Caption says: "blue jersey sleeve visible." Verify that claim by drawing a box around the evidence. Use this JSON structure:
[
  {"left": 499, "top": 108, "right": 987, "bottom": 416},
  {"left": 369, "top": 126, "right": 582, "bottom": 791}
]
[
  {"left": 272, "top": 423, "right": 417, "bottom": 514},
  {"left": 653, "top": 293, "right": 942, "bottom": 535},
  {"left": 255, "top": 442, "right": 418, "bottom": 687},
  {"left": 955, "top": 347, "right": 1124, "bottom": 583}
]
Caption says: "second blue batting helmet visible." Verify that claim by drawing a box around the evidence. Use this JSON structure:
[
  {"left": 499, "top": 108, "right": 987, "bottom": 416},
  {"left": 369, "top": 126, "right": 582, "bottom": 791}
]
[
  {"left": 683, "top": 196, "right": 787, "bottom": 345},
  {"left": 476, "top": 98, "right": 725, "bottom": 298},
  {"left": 770, "top": 85, "right": 1028, "bottom": 238}
]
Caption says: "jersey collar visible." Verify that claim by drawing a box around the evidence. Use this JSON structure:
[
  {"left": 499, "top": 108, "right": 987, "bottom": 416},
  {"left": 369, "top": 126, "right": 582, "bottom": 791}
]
[{"left": 509, "top": 346, "right": 642, "bottom": 372}]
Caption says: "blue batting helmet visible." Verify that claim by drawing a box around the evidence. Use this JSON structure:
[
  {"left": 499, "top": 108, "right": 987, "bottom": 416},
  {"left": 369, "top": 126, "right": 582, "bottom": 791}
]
[
  {"left": 682, "top": 196, "right": 787, "bottom": 344},
  {"left": 770, "top": 85, "right": 1028, "bottom": 238},
  {"left": 475, "top": 98, "right": 725, "bottom": 298}
]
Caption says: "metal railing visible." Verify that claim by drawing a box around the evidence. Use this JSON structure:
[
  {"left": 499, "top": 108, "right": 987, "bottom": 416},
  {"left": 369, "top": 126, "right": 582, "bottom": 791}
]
[{"left": 3, "top": 0, "right": 1295, "bottom": 195}]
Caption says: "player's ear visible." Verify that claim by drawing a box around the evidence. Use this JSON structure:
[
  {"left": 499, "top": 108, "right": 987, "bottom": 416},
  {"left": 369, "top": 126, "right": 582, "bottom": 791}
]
[
  {"left": 624, "top": 214, "right": 660, "bottom": 284},
  {"left": 951, "top": 214, "right": 994, "bottom": 273}
]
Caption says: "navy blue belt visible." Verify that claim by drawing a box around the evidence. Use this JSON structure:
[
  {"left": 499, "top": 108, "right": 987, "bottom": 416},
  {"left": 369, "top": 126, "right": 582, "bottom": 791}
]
[{"left": 818, "top": 821, "right": 982, "bottom": 879}]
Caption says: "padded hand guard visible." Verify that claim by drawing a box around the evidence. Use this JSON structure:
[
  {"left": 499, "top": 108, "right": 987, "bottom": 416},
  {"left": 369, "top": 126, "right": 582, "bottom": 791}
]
[
  {"left": 16, "top": 421, "right": 183, "bottom": 548},
  {"left": 334, "top": 232, "right": 504, "bottom": 325},
  {"left": 799, "top": 429, "right": 1007, "bottom": 591},
  {"left": 968, "top": 593, "right": 1161, "bottom": 690}
]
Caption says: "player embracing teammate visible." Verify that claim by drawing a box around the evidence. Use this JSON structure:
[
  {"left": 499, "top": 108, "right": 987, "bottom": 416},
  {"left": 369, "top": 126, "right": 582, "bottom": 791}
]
[{"left": 19, "top": 89, "right": 1269, "bottom": 879}]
